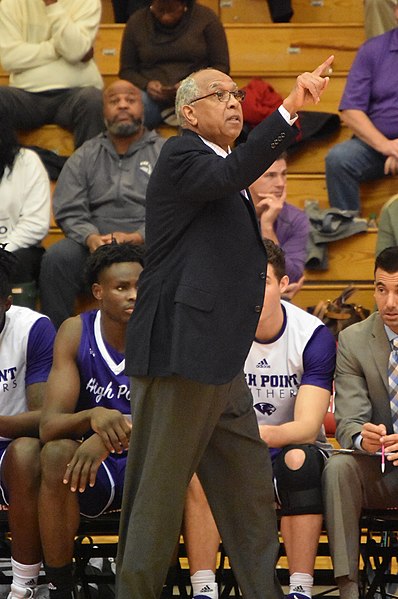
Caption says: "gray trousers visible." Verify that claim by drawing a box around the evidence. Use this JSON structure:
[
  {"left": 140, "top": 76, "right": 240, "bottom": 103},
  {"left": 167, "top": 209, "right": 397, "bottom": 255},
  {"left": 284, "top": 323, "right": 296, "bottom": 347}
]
[
  {"left": 322, "top": 453, "right": 398, "bottom": 582},
  {"left": 364, "top": 0, "right": 397, "bottom": 39},
  {"left": 116, "top": 372, "right": 283, "bottom": 599},
  {"left": 39, "top": 238, "right": 91, "bottom": 328},
  {"left": 0, "top": 86, "right": 104, "bottom": 148}
]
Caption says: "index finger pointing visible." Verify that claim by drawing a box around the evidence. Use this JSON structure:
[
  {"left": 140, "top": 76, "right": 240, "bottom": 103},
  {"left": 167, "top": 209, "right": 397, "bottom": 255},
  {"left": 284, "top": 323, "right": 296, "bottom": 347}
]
[{"left": 312, "top": 55, "right": 335, "bottom": 77}]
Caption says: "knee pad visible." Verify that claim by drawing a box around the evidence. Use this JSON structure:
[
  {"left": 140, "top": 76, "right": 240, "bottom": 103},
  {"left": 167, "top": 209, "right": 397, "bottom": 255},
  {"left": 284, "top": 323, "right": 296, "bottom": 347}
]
[{"left": 273, "top": 444, "right": 326, "bottom": 516}]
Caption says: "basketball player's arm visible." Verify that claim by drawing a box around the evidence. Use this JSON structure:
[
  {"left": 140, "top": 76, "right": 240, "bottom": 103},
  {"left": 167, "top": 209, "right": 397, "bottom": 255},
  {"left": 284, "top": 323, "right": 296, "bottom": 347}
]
[
  {"left": 40, "top": 317, "right": 131, "bottom": 453},
  {"left": 0, "top": 383, "right": 45, "bottom": 438},
  {"left": 259, "top": 386, "right": 331, "bottom": 447},
  {"left": 259, "top": 324, "right": 336, "bottom": 448}
]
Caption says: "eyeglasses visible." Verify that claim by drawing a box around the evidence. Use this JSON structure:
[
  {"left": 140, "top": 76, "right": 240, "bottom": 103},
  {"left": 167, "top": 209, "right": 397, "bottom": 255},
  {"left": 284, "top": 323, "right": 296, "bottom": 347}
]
[{"left": 188, "top": 89, "right": 246, "bottom": 105}]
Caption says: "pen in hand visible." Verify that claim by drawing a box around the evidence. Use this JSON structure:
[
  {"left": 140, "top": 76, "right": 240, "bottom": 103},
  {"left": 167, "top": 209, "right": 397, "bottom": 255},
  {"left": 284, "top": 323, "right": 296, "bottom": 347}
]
[{"left": 381, "top": 443, "right": 385, "bottom": 473}]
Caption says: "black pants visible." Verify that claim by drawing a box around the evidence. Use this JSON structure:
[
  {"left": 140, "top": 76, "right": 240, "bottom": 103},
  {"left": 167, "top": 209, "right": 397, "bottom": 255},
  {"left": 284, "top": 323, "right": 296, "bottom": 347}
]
[
  {"left": 111, "top": 0, "right": 150, "bottom": 22},
  {"left": 267, "top": 0, "right": 293, "bottom": 21}
]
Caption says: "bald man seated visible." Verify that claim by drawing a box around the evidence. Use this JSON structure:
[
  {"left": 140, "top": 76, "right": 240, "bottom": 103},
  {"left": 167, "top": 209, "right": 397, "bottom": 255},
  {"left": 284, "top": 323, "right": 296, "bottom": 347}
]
[{"left": 39, "top": 79, "right": 165, "bottom": 328}]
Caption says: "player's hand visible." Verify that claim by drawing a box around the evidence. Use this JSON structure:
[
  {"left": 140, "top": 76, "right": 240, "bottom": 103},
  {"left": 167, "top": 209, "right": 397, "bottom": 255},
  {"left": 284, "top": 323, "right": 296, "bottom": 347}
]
[
  {"left": 283, "top": 55, "right": 334, "bottom": 115},
  {"left": 90, "top": 407, "right": 132, "bottom": 454},
  {"left": 63, "top": 435, "right": 110, "bottom": 492},
  {"left": 361, "top": 422, "right": 386, "bottom": 453}
]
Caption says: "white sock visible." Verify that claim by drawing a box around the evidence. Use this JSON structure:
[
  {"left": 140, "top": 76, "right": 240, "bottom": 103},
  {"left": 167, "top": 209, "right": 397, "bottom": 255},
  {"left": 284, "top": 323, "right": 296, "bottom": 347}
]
[
  {"left": 11, "top": 558, "right": 41, "bottom": 596},
  {"left": 191, "top": 570, "right": 218, "bottom": 598},
  {"left": 289, "top": 572, "right": 313, "bottom": 597}
]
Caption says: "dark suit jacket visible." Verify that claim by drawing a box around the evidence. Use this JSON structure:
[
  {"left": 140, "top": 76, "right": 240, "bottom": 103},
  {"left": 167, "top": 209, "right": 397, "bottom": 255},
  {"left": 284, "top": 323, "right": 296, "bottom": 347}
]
[
  {"left": 335, "top": 311, "right": 394, "bottom": 448},
  {"left": 125, "top": 110, "right": 297, "bottom": 384}
]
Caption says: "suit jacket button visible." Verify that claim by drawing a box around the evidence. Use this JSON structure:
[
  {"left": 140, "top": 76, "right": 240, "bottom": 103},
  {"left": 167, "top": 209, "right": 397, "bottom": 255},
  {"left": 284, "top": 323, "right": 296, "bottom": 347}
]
[
  {"left": 255, "top": 305, "right": 262, "bottom": 312},
  {"left": 259, "top": 272, "right": 266, "bottom": 279},
  {"left": 271, "top": 142, "right": 276, "bottom": 148},
  {"left": 281, "top": 132, "right": 286, "bottom": 138}
]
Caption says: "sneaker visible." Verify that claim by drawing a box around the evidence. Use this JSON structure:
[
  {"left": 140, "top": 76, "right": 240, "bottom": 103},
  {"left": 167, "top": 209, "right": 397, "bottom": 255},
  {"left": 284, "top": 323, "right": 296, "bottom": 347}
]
[
  {"left": 286, "top": 593, "right": 310, "bottom": 599},
  {"left": 7, "top": 589, "right": 35, "bottom": 599}
]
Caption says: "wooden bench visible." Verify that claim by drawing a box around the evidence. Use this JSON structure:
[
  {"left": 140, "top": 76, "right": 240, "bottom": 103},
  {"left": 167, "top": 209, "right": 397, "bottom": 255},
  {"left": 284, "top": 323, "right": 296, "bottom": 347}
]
[
  {"left": 100, "top": 0, "right": 364, "bottom": 24},
  {"left": 219, "top": 0, "right": 364, "bottom": 24},
  {"left": 291, "top": 230, "right": 377, "bottom": 313}
]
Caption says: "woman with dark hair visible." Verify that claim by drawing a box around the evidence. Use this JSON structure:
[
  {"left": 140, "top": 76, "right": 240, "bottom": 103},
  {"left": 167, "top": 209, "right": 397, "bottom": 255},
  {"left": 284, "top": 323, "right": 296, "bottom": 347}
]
[
  {"left": 119, "top": 0, "right": 230, "bottom": 128},
  {"left": 0, "top": 112, "right": 50, "bottom": 308}
]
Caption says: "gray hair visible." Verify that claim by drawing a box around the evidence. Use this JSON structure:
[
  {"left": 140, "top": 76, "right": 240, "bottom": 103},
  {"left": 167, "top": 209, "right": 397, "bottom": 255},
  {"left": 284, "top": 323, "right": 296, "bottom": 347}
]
[{"left": 175, "top": 74, "right": 200, "bottom": 127}]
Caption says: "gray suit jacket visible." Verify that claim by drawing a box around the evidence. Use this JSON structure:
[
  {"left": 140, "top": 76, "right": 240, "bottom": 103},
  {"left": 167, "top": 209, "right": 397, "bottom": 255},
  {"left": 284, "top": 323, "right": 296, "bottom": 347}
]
[{"left": 335, "top": 311, "right": 393, "bottom": 447}]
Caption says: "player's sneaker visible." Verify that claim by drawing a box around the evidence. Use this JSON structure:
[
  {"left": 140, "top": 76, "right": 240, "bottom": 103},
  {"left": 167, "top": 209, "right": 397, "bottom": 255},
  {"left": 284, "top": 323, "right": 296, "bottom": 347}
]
[
  {"left": 7, "top": 589, "right": 35, "bottom": 599},
  {"left": 286, "top": 593, "right": 311, "bottom": 599}
]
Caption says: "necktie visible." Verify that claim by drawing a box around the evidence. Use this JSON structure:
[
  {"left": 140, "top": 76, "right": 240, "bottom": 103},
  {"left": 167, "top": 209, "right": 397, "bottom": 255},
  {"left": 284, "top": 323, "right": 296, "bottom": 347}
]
[{"left": 388, "top": 338, "right": 398, "bottom": 433}]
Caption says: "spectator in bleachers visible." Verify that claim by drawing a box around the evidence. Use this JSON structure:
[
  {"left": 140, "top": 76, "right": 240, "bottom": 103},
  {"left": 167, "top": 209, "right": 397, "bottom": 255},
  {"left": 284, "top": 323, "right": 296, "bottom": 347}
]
[
  {"left": 364, "top": 0, "right": 397, "bottom": 38},
  {"left": 325, "top": 1, "right": 398, "bottom": 214},
  {"left": 183, "top": 240, "right": 336, "bottom": 599},
  {"left": 376, "top": 194, "right": 398, "bottom": 255},
  {"left": 0, "top": 110, "right": 50, "bottom": 309},
  {"left": 39, "top": 79, "right": 165, "bottom": 329},
  {"left": 250, "top": 152, "right": 309, "bottom": 294},
  {"left": 322, "top": 245, "right": 398, "bottom": 599},
  {"left": 37, "top": 243, "right": 143, "bottom": 599},
  {"left": 0, "top": 0, "right": 104, "bottom": 149},
  {"left": 119, "top": 0, "right": 230, "bottom": 129},
  {"left": 0, "top": 248, "right": 56, "bottom": 599}
]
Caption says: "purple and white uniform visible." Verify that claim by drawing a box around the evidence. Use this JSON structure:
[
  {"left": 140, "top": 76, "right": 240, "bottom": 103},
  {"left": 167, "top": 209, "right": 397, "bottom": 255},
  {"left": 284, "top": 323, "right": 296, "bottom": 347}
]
[
  {"left": 76, "top": 310, "right": 130, "bottom": 518},
  {"left": 0, "top": 305, "right": 55, "bottom": 504},
  {"left": 244, "top": 300, "right": 336, "bottom": 459}
]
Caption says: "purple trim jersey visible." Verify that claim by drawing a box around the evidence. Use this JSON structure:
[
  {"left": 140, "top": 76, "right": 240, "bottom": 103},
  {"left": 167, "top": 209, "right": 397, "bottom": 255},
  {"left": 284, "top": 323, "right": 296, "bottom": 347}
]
[{"left": 76, "top": 310, "right": 130, "bottom": 415}]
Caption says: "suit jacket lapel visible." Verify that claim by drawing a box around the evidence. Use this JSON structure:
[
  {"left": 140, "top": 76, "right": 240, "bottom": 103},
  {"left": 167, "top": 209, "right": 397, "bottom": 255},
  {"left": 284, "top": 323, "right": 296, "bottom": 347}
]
[{"left": 370, "top": 314, "right": 390, "bottom": 398}]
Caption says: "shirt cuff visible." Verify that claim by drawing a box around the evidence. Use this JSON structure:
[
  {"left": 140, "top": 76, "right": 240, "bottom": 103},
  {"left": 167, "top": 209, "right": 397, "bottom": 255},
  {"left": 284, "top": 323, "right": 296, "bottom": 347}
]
[
  {"left": 353, "top": 433, "right": 363, "bottom": 450},
  {"left": 278, "top": 104, "right": 298, "bottom": 126}
]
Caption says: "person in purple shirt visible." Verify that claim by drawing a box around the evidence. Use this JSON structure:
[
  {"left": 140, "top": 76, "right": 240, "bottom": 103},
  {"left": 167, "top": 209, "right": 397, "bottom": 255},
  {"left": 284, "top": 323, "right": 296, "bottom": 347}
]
[
  {"left": 325, "top": 2, "right": 398, "bottom": 213},
  {"left": 37, "top": 242, "right": 145, "bottom": 599},
  {"left": 249, "top": 152, "right": 310, "bottom": 299}
]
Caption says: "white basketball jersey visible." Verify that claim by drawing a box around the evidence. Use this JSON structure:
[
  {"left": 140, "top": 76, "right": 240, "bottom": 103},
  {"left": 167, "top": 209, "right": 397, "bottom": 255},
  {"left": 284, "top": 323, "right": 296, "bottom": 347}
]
[{"left": 0, "top": 306, "right": 47, "bottom": 432}]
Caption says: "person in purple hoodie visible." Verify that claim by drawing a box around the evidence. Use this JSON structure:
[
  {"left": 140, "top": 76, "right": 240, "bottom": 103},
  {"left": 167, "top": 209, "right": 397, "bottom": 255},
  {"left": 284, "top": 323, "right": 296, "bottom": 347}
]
[{"left": 249, "top": 152, "right": 310, "bottom": 299}]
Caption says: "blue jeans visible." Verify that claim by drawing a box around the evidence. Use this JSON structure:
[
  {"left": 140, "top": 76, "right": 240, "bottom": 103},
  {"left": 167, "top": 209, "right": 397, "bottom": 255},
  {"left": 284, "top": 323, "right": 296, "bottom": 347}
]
[
  {"left": 141, "top": 90, "right": 169, "bottom": 129},
  {"left": 325, "top": 136, "right": 387, "bottom": 213}
]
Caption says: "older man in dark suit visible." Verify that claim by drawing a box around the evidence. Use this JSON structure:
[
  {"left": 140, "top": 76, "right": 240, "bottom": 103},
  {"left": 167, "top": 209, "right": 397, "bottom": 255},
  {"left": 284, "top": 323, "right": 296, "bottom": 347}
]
[{"left": 116, "top": 59, "right": 334, "bottom": 599}]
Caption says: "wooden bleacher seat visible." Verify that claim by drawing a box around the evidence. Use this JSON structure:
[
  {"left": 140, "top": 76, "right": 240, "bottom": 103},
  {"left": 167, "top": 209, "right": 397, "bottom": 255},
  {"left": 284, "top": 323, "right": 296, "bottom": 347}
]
[
  {"left": 287, "top": 173, "right": 398, "bottom": 219},
  {"left": 291, "top": 229, "right": 377, "bottom": 314},
  {"left": 226, "top": 23, "right": 364, "bottom": 76},
  {"left": 219, "top": 0, "right": 364, "bottom": 24}
]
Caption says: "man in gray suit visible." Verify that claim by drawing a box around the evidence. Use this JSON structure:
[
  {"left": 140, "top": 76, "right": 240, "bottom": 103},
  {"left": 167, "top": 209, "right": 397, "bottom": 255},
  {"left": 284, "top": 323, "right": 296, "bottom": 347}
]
[
  {"left": 323, "top": 245, "right": 398, "bottom": 599},
  {"left": 116, "top": 58, "right": 334, "bottom": 599}
]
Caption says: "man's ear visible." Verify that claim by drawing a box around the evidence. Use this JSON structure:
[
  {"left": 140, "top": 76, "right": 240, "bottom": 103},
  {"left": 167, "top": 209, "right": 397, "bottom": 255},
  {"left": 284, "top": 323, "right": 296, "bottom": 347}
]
[
  {"left": 279, "top": 274, "right": 290, "bottom": 294},
  {"left": 92, "top": 283, "right": 102, "bottom": 301},
  {"left": 5, "top": 295, "right": 12, "bottom": 312},
  {"left": 181, "top": 104, "right": 198, "bottom": 127}
]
